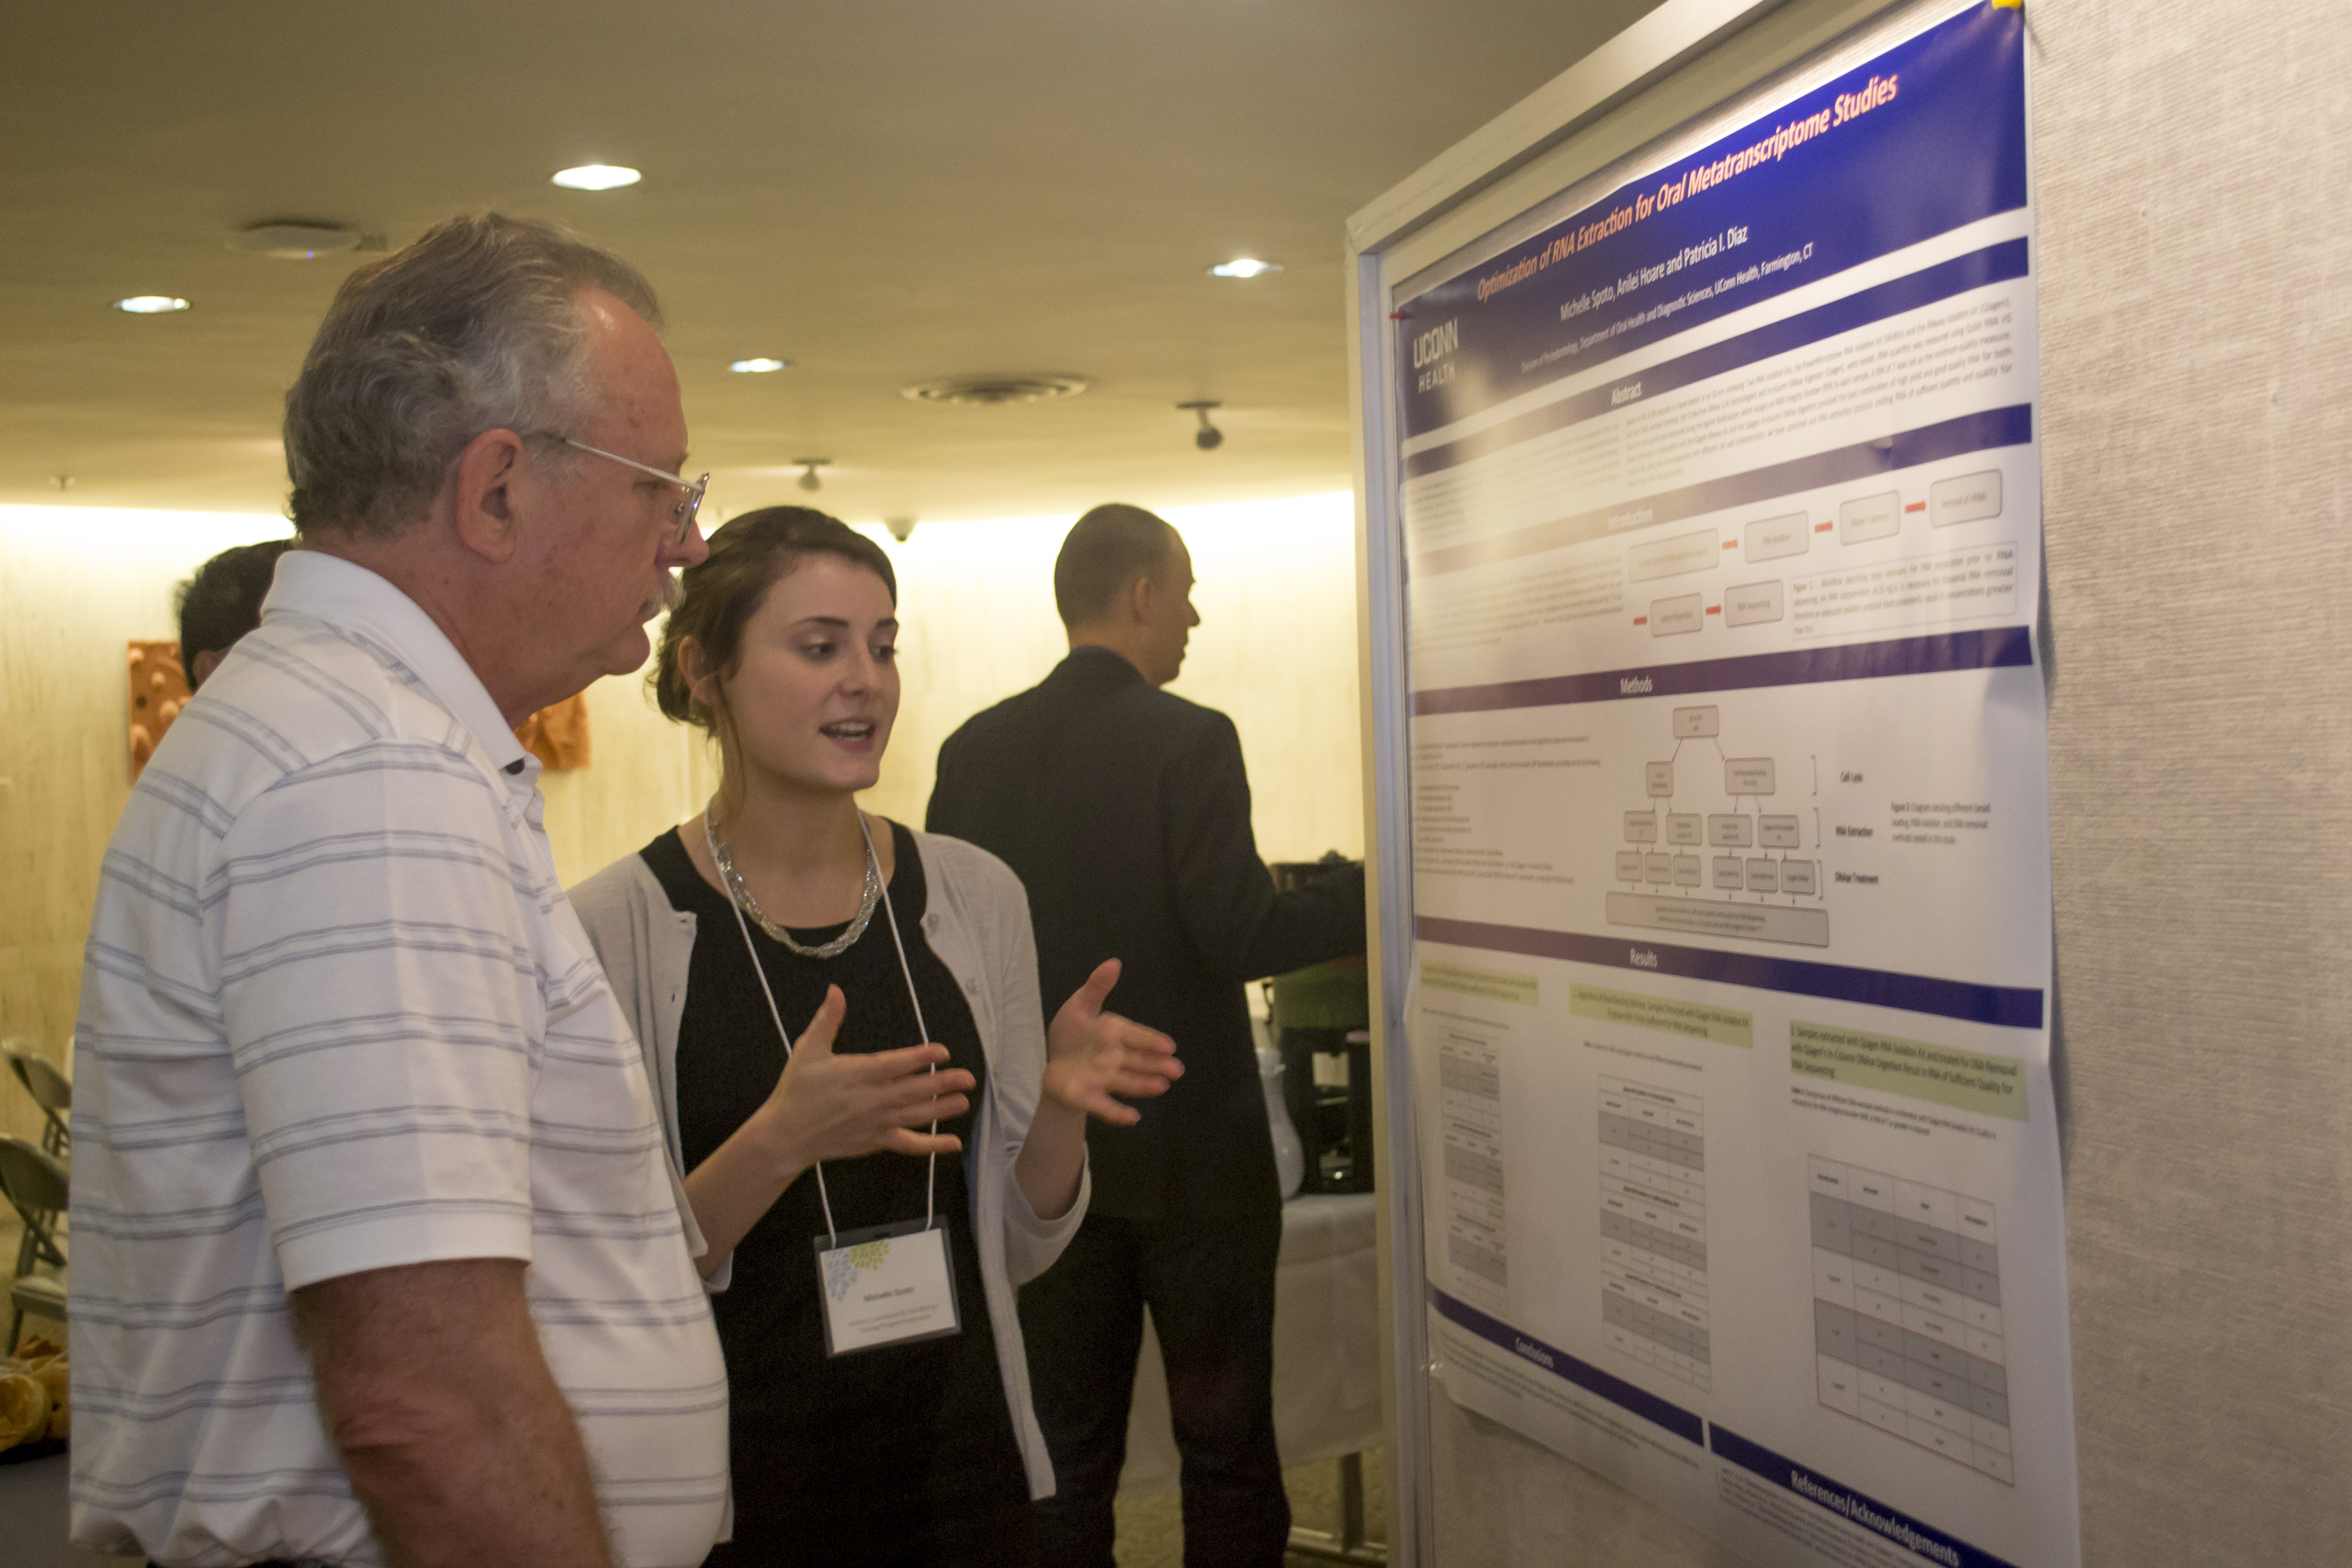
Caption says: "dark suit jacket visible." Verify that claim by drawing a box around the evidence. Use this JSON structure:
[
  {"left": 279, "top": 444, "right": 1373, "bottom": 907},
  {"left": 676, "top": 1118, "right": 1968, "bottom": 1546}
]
[{"left": 926, "top": 646, "right": 1366, "bottom": 1219}]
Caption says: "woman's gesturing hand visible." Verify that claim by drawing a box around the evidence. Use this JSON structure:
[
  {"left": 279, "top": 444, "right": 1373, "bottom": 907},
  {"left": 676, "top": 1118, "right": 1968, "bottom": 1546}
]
[
  {"left": 1043, "top": 959, "right": 1184, "bottom": 1125},
  {"left": 760, "top": 985, "right": 973, "bottom": 1166}
]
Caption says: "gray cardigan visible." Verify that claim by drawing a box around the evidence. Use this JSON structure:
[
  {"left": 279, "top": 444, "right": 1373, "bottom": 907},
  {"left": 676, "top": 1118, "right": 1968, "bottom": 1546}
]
[{"left": 569, "top": 827, "right": 1087, "bottom": 1501}]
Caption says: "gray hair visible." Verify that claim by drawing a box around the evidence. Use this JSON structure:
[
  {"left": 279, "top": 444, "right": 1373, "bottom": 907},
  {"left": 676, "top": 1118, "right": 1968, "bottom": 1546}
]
[{"left": 282, "top": 213, "right": 664, "bottom": 539}]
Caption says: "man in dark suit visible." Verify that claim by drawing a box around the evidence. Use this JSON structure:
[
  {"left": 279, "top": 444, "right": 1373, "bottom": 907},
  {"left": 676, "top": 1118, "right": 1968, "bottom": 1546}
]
[{"left": 927, "top": 503, "right": 1365, "bottom": 1567}]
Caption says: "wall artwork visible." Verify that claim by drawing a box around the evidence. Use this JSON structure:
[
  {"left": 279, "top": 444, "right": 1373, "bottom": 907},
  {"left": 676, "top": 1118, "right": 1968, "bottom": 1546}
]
[
  {"left": 514, "top": 692, "right": 592, "bottom": 771},
  {"left": 126, "top": 641, "right": 190, "bottom": 780}
]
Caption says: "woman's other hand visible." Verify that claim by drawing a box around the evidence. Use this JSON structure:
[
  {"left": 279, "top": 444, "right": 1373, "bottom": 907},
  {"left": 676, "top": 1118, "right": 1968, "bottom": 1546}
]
[
  {"left": 1043, "top": 959, "right": 1184, "bottom": 1125},
  {"left": 760, "top": 985, "right": 973, "bottom": 1164}
]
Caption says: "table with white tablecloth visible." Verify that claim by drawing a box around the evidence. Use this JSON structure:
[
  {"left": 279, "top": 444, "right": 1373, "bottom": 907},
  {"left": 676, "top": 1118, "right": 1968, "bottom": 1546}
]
[{"left": 1115, "top": 1191, "right": 1382, "bottom": 1498}]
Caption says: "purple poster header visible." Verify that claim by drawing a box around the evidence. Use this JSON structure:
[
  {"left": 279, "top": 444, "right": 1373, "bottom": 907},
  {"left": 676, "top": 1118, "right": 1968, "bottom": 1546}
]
[{"left": 1398, "top": 5, "right": 2026, "bottom": 438}]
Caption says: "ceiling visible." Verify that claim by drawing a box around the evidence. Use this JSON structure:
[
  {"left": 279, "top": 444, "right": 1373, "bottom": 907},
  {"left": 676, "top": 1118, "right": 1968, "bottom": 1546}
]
[{"left": 1, "top": 0, "right": 1664, "bottom": 528}]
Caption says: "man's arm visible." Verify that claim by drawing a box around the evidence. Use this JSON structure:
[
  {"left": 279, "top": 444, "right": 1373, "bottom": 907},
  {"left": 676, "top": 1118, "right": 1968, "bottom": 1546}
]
[
  {"left": 1164, "top": 713, "right": 1367, "bottom": 981},
  {"left": 294, "top": 1258, "right": 612, "bottom": 1568}
]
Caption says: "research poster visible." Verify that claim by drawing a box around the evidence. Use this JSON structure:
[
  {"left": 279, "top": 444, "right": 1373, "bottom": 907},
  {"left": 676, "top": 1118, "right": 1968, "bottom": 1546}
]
[{"left": 1394, "top": 5, "right": 2078, "bottom": 1565}]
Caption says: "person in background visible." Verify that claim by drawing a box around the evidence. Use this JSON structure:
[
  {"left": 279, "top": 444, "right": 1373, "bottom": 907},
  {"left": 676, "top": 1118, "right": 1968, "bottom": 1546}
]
[
  {"left": 174, "top": 536, "right": 293, "bottom": 688},
  {"left": 571, "top": 506, "right": 1183, "bottom": 1567},
  {"left": 926, "top": 502, "right": 1367, "bottom": 1568},
  {"left": 70, "top": 214, "right": 725, "bottom": 1568}
]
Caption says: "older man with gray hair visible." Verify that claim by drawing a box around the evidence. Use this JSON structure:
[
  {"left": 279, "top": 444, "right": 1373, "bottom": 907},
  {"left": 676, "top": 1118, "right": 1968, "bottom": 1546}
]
[{"left": 71, "top": 215, "right": 723, "bottom": 1568}]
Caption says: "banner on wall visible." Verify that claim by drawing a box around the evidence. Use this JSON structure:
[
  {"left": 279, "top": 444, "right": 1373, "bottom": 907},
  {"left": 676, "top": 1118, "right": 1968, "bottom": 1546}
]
[{"left": 1394, "top": 5, "right": 2079, "bottom": 1565}]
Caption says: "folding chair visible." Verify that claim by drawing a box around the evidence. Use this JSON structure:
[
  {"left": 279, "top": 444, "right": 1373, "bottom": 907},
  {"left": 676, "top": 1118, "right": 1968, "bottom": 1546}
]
[
  {"left": 1, "top": 1135, "right": 68, "bottom": 1353},
  {"left": 2, "top": 1038, "right": 69, "bottom": 1157},
  {"left": 10, "top": 1277, "right": 65, "bottom": 1356}
]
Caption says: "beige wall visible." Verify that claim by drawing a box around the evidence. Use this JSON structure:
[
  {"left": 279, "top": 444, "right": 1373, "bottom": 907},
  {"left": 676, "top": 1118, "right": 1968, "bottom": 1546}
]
[
  {"left": 540, "top": 492, "right": 1367, "bottom": 885},
  {"left": 0, "top": 508, "right": 293, "bottom": 1146},
  {"left": 1, "top": 493, "right": 1363, "bottom": 1144}
]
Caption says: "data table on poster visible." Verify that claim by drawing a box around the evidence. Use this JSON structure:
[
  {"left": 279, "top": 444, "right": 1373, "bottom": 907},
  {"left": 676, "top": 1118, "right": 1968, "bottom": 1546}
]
[
  {"left": 1598, "top": 1077, "right": 1711, "bottom": 1391},
  {"left": 1808, "top": 1155, "right": 2013, "bottom": 1483},
  {"left": 1440, "top": 1039, "right": 1509, "bottom": 1313}
]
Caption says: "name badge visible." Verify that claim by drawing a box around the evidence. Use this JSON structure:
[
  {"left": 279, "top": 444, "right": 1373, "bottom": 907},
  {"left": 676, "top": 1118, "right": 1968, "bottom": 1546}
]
[{"left": 815, "top": 1219, "right": 962, "bottom": 1356}]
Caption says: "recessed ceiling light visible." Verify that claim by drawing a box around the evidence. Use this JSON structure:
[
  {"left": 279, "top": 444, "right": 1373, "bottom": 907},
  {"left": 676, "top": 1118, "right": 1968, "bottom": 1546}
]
[
  {"left": 730, "top": 357, "right": 791, "bottom": 374},
  {"left": 113, "top": 296, "right": 191, "bottom": 313},
  {"left": 1209, "top": 258, "right": 1282, "bottom": 279},
  {"left": 552, "top": 164, "right": 641, "bottom": 191}
]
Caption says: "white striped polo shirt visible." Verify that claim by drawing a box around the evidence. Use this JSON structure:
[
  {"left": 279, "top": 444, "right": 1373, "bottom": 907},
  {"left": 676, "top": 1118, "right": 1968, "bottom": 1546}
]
[{"left": 69, "top": 551, "right": 727, "bottom": 1568}]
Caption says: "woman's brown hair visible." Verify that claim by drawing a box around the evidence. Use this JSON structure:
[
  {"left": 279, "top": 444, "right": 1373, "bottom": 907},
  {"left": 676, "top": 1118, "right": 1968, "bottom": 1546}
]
[{"left": 652, "top": 506, "right": 898, "bottom": 731}]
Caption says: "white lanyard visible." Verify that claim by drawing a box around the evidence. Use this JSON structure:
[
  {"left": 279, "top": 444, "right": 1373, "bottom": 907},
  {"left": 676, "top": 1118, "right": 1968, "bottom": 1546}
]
[{"left": 706, "top": 807, "right": 940, "bottom": 1246}]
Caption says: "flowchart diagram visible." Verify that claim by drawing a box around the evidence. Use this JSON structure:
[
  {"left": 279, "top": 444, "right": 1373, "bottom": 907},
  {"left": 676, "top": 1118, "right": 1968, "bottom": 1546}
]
[
  {"left": 1608, "top": 704, "right": 1830, "bottom": 948},
  {"left": 1627, "top": 468, "right": 2013, "bottom": 642}
]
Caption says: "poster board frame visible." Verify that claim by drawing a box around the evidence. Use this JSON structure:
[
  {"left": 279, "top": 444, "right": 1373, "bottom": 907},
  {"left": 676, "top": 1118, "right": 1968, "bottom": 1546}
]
[{"left": 1343, "top": 1, "right": 2026, "bottom": 1559}]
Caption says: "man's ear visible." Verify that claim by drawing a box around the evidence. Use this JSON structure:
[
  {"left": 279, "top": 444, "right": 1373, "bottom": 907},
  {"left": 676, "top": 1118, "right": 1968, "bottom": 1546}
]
[
  {"left": 1122, "top": 570, "right": 1157, "bottom": 626},
  {"left": 449, "top": 428, "right": 528, "bottom": 564}
]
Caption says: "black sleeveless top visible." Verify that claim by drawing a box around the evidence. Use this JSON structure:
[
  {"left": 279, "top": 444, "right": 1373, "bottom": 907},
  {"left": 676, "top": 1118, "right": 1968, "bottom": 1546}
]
[{"left": 643, "top": 823, "right": 1036, "bottom": 1567}]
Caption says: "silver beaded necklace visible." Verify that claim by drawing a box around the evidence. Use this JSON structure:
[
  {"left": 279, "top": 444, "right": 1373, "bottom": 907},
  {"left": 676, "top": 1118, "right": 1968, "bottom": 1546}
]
[{"left": 703, "top": 805, "right": 883, "bottom": 960}]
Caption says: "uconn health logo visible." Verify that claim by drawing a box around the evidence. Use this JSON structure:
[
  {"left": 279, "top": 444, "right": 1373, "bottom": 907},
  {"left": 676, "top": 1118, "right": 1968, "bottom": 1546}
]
[{"left": 1413, "top": 318, "right": 1459, "bottom": 392}]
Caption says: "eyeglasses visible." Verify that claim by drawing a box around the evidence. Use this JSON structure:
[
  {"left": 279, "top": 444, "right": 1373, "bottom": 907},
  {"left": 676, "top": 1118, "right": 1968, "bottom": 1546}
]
[{"left": 552, "top": 436, "right": 709, "bottom": 545}]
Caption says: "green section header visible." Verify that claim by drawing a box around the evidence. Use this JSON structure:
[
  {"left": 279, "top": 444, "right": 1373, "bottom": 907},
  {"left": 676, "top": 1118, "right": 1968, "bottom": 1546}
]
[
  {"left": 1422, "top": 960, "right": 1538, "bottom": 1007},
  {"left": 1789, "top": 1021, "right": 2027, "bottom": 1121},
  {"left": 1571, "top": 985, "right": 1753, "bottom": 1048}
]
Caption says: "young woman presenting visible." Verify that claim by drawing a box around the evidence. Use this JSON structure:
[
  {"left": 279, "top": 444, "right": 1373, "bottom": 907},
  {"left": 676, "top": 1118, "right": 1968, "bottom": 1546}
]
[{"left": 572, "top": 507, "right": 1181, "bottom": 1567}]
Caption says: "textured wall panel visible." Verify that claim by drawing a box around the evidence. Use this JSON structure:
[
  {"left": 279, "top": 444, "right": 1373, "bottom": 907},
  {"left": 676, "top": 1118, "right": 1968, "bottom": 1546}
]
[{"left": 2035, "top": 0, "right": 2352, "bottom": 1558}]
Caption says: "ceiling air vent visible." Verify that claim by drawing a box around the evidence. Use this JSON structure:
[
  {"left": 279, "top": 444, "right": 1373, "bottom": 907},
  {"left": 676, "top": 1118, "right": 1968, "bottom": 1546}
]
[
  {"left": 901, "top": 374, "right": 1089, "bottom": 407},
  {"left": 229, "top": 222, "right": 368, "bottom": 259}
]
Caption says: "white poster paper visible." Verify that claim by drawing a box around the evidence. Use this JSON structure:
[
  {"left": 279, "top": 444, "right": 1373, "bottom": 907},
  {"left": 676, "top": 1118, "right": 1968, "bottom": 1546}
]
[{"left": 1392, "top": 6, "right": 2078, "bottom": 1565}]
